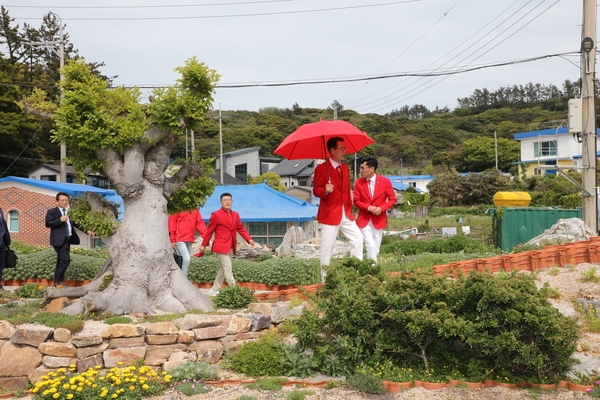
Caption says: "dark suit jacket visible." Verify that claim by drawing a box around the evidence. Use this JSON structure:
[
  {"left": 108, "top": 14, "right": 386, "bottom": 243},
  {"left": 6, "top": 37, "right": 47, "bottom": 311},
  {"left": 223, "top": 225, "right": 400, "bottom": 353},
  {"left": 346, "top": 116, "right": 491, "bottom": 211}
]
[
  {"left": 0, "top": 208, "right": 10, "bottom": 249},
  {"left": 45, "top": 207, "right": 80, "bottom": 246}
]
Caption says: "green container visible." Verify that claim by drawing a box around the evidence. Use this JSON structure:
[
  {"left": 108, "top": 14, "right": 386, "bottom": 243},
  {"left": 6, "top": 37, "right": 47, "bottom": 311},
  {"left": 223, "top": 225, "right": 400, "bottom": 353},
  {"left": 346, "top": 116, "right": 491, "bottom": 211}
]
[{"left": 492, "top": 207, "right": 582, "bottom": 252}]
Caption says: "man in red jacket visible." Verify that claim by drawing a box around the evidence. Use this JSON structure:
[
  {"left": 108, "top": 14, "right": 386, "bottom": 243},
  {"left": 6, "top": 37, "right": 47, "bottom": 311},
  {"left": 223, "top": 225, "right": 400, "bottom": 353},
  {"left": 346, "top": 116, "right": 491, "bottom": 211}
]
[
  {"left": 199, "top": 193, "right": 254, "bottom": 296},
  {"left": 313, "top": 137, "right": 363, "bottom": 277},
  {"left": 353, "top": 156, "right": 396, "bottom": 261},
  {"left": 168, "top": 208, "right": 207, "bottom": 277}
]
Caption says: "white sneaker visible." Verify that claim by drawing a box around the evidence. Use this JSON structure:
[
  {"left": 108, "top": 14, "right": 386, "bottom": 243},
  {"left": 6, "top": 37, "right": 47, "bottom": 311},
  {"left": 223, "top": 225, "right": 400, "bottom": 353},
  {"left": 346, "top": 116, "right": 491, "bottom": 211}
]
[{"left": 208, "top": 290, "right": 219, "bottom": 297}]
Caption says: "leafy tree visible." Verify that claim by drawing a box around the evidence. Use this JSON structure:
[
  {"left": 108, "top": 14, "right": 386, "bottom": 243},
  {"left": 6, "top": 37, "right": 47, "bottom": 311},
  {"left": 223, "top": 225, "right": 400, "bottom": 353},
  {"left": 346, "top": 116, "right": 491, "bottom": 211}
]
[
  {"left": 249, "top": 171, "right": 286, "bottom": 191},
  {"left": 22, "top": 57, "right": 219, "bottom": 315},
  {"left": 428, "top": 169, "right": 514, "bottom": 207},
  {"left": 458, "top": 136, "right": 520, "bottom": 172}
]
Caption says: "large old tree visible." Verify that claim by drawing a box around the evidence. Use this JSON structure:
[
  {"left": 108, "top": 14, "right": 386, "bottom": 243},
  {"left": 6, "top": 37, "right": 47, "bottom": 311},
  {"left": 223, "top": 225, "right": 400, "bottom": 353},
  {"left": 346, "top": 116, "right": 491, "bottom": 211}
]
[{"left": 24, "top": 57, "right": 219, "bottom": 315}]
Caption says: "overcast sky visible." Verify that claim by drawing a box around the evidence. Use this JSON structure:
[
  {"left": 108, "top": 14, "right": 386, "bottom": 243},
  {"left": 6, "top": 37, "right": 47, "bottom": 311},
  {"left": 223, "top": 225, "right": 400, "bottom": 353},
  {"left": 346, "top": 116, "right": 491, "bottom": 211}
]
[{"left": 12, "top": 0, "right": 584, "bottom": 115}]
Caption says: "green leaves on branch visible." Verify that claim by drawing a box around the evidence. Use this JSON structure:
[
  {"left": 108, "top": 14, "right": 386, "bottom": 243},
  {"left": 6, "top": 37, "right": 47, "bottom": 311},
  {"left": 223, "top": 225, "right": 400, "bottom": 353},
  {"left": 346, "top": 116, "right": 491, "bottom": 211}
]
[
  {"left": 147, "top": 57, "right": 220, "bottom": 132},
  {"left": 70, "top": 197, "right": 119, "bottom": 237},
  {"left": 167, "top": 174, "right": 216, "bottom": 214}
]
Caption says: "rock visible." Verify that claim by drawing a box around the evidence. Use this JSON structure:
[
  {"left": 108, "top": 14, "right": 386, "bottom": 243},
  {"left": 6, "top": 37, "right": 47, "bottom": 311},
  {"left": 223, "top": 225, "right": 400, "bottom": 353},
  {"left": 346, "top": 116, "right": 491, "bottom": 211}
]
[
  {"left": 189, "top": 341, "right": 224, "bottom": 363},
  {"left": 38, "top": 342, "right": 77, "bottom": 357},
  {"left": 10, "top": 324, "right": 53, "bottom": 347},
  {"left": 275, "top": 226, "right": 306, "bottom": 257},
  {"left": 227, "top": 317, "right": 252, "bottom": 334},
  {"left": 244, "top": 314, "right": 272, "bottom": 331},
  {"left": 526, "top": 218, "right": 596, "bottom": 247},
  {"left": 53, "top": 328, "right": 72, "bottom": 343},
  {"left": 76, "top": 353, "right": 104, "bottom": 372},
  {"left": 76, "top": 342, "right": 109, "bottom": 359},
  {"left": 101, "top": 324, "right": 145, "bottom": 339},
  {"left": 108, "top": 336, "right": 145, "bottom": 349},
  {"left": 163, "top": 351, "right": 196, "bottom": 371},
  {"left": 0, "top": 321, "right": 14, "bottom": 340},
  {"left": 145, "top": 344, "right": 187, "bottom": 366},
  {"left": 173, "top": 314, "right": 222, "bottom": 330},
  {"left": 0, "top": 342, "right": 42, "bottom": 377},
  {"left": 236, "top": 243, "right": 271, "bottom": 260},
  {"left": 193, "top": 326, "right": 228, "bottom": 340},
  {"left": 145, "top": 322, "right": 178, "bottom": 335},
  {"left": 41, "top": 355, "right": 76, "bottom": 368},
  {"left": 103, "top": 347, "right": 146, "bottom": 368},
  {"left": 146, "top": 335, "right": 178, "bottom": 345},
  {"left": 71, "top": 334, "right": 104, "bottom": 348}
]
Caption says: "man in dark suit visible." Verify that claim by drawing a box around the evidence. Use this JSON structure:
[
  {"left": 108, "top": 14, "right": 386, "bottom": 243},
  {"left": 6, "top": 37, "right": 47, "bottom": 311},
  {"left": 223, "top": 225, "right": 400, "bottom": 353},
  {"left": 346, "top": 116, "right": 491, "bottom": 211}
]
[
  {"left": 45, "top": 192, "right": 93, "bottom": 287},
  {"left": 0, "top": 208, "right": 11, "bottom": 291},
  {"left": 312, "top": 137, "right": 363, "bottom": 273},
  {"left": 353, "top": 156, "right": 397, "bottom": 261}
]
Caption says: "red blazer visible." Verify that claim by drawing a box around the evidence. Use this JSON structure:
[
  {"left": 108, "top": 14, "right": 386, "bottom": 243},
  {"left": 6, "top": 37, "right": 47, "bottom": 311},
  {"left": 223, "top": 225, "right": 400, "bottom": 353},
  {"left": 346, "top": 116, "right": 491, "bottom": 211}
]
[
  {"left": 313, "top": 159, "right": 355, "bottom": 225},
  {"left": 353, "top": 174, "right": 396, "bottom": 229},
  {"left": 201, "top": 208, "right": 252, "bottom": 255},
  {"left": 168, "top": 209, "right": 207, "bottom": 243}
]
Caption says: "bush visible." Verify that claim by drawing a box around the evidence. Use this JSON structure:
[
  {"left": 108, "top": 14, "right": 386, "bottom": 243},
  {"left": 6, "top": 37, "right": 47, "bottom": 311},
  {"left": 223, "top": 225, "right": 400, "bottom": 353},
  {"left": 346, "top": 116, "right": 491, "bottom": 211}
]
[
  {"left": 228, "top": 334, "right": 287, "bottom": 377},
  {"left": 345, "top": 370, "right": 386, "bottom": 394},
  {"left": 213, "top": 286, "right": 255, "bottom": 309},
  {"left": 292, "top": 263, "right": 578, "bottom": 383},
  {"left": 15, "top": 283, "right": 44, "bottom": 298},
  {"left": 168, "top": 361, "right": 219, "bottom": 382}
]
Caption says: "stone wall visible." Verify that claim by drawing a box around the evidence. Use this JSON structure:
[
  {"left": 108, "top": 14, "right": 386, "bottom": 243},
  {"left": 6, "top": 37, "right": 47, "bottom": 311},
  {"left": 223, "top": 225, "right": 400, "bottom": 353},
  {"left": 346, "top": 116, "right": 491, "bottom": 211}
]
[{"left": 0, "top": 302, "right": 292, "bottom": 391}]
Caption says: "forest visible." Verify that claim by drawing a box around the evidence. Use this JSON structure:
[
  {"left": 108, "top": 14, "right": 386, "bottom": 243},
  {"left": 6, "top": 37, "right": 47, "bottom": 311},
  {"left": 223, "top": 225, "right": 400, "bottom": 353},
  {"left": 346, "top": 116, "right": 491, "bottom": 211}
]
[{"left": 0, "top": 7, "right": 594, "bottom": 181}]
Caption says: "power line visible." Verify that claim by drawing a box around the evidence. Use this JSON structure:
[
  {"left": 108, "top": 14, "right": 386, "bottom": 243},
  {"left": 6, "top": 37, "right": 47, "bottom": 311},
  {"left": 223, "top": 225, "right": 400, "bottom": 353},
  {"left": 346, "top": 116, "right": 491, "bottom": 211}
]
[
  {"left": 14, "top": 0, "right": 421, "bottom": 21},
  {"left": 7, "top": 0, "right": 294, "bottom": 9}
]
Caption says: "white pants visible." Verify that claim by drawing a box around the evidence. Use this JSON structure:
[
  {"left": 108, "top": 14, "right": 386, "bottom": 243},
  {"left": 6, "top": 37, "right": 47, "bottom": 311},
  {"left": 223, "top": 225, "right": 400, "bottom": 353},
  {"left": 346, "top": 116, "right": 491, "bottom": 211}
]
[
  {"left": 320, "top": 210, "right": 363, "bottom": 266},
  {"left": 360, "top": 220, "right": 383, "bottom": 262}
]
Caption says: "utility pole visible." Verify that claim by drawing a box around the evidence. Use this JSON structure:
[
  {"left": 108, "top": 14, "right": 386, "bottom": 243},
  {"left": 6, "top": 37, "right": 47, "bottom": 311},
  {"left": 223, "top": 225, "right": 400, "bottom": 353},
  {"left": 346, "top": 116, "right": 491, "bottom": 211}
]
[
  {"left": 218, "top": 104, "right": 224, "bottom": 185},
  {"left": 494, "top": 131, "right": 498, "bottom": 170},
  {"left": 581, "top": 0, "right": 597, "bottom": 232},
  {"left": 28, "top": 12, "right": 66, "bottom": 181}
]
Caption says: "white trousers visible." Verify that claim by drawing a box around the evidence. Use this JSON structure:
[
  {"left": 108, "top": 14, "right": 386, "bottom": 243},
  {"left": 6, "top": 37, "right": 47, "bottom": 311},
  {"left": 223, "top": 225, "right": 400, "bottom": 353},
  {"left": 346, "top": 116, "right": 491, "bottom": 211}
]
[
  {"left": 360, "top": 220, "right": 383, "bottom": 262},
  {"left": 320, "top": 210, "right": 363, "bottom": 266}
]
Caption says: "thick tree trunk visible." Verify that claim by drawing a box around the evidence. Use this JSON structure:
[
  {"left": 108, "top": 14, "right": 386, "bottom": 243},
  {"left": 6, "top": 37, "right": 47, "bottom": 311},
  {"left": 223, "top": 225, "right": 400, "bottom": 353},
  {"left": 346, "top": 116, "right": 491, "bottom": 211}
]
[{"left": 58, "top": 181, "right": 214, "bottom": 316}]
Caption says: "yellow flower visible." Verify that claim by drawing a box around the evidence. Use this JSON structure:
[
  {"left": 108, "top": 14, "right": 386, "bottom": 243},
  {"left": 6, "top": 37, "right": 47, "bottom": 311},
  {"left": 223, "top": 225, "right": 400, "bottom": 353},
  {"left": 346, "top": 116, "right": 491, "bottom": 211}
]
[
  {"left": 111, "top": 394, "right": 118, "bottom": 398},
  {"left": 142, "top": 384, "right": 149, "bottom": 390},
  {"left": 66, "top": 394, "right": 74, "bottom": 399},
  {"left": 53, "top": 393, "right": 60, "bottom": 399},
  {"left": 129, "top": 386, "right": 135, "bottom": 390}
]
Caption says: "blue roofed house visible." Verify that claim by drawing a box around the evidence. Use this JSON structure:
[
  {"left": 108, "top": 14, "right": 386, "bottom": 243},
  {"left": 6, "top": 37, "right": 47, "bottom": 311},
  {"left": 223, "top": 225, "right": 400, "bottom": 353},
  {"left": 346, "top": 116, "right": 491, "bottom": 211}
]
[
  {"left": 0, "top": 176, "right": 123, "bottom": 249},
  {"left": 199, "top": 183, "right": 318, "bottom": 247},
  {"left": 214, "top": 147, "right": 280, "bottom": 183},
  {"left": 385, "top": 175, "right": 429, "bottom": 193},
  {"left": 514, "top": 126, "right": 600, "bottom": 177}
]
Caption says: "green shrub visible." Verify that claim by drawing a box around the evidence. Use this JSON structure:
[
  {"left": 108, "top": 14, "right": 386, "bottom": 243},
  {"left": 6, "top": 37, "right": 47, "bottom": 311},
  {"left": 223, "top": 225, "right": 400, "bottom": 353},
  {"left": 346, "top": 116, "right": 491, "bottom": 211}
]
[
  {"left": 292, "top": 264, "right": 578, "bottom": 383},
  {"left": 228, "top": 335, "right": 287, "bottom": 377},
  {"left": 172, "top": 381, "right": 211, "bottom": 396},
  {"left": 243, "top": 377, "right": 288, "bottom": 390},
  {"left": 168, "top": 361, "right": 219, "bottom": 382},
  {"left": 213, "top": 285, "right": 255, "bottom": 309},
  {"left": 15, "top": 283, "right": 44, "bottom": 298},
  {"left": 286, "top": 389, "right": 314, "bottom": 400},
  {"left": 234, "top": 396, "right": 258, "bottom": 400},
  {"left": 345, "top": 370, "right": 386, "bottom": 394}
]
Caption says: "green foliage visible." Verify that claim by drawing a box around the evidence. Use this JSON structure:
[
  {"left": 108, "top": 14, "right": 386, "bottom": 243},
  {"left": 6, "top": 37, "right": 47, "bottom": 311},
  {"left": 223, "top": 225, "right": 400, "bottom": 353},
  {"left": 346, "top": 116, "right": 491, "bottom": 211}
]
[
  {"left": 99, "top": 274, "right": 113, "bottom": 291},
  {"left": 188, "top": 256, "right": 320, "bottom": 286},
  {"left": 212, "top": 285, "right": 255, "bottom": 309},
  {"left": 228, "top": 335, "right": 287, "bottom": 377},
  {"left": 428, "top": 169, "right": 514, "bottom": 207},
  {"left": 15, "top": 283, "right": 44, "bottom": 298},
  {"left": 234, "top": 396, "right": 258, "bottom": 400},
  {"left": 168, "top": 361, "right": 219, "bottom": 382},
  {"left": 459, "top": 136, "right": 520, "bottom": 172},
  {"left": 286, "top": 389, "right": 314, "bottom": 400},
  {"left": 580, "top": 267, "right": 600, "bottom": 283},
  {"left": 1, "top": 248, "right": 103, "bottom": 282},
  {"left": 243, "top": 377, "right": 288, "bottom": 391},
  {"left": 70, "top": 197, "right": 119, "bottom": 237},
  {"left": 380, "top": 234, "right": 499, "bottom": 256},
  {"left": 292, "top": 265, "right": 578, "bottom": 383},
  {"left": 249, "top": 172, "right": 286, "bottom": 192},
  {"left": 167, "top": 172, "right": 217, "bottom": 214},
  {"left": 345, "top": 370, "right": 386, "bottom": 394},
  {"left": 172, "top": 381, "right": 211, "bottom": 396},
  {"left": 104, "top": 316, "right": 132, "bottom": 325}
]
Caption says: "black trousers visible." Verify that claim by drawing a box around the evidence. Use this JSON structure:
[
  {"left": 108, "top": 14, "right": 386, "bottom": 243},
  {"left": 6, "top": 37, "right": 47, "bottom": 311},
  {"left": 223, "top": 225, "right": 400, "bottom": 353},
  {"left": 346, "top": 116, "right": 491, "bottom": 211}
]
[
  {"left": 0, "top": 247, "right": 5, "bottom": 285},
  {"left": 53, "top": 240, "right": 71, "bottom": 285}
]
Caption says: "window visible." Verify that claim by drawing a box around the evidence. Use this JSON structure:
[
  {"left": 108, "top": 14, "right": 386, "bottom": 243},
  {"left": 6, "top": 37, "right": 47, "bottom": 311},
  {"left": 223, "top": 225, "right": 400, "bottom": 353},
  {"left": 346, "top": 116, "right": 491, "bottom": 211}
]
[
  {"left": 8, "top": 211, "right": 19, "bottom": 232},
  {"left": 533, "top": 141, "right": 557, "bottom": 157},
  {"left": 299, "top": 180, "right": 307, "bottom": 186},
  {"left": 248, "top": 222, "right": 287, "bottom": 247},
  {"left": 260, "top": 163, "right": 269, "bottom": 174},
  {"left": 40, "top": 175, "right": 56, "bottom": 181},
  {"left": 235, "top": 163, "right": 247, "bottom": 182}
]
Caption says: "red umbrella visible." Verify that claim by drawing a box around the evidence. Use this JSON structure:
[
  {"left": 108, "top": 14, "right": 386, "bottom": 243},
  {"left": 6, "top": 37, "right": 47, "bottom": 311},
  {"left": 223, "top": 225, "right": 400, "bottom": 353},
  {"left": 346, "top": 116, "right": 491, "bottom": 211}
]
[{"left": 274, "top": 120, "right": 374, "bottom": 160}]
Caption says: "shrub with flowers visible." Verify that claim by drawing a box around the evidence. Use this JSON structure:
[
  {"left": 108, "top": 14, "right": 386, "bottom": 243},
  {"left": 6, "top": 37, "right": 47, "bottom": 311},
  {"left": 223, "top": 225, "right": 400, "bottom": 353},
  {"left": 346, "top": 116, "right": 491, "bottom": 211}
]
[{"left": 31, "top": 363, "right": 169, "bottom": 400}]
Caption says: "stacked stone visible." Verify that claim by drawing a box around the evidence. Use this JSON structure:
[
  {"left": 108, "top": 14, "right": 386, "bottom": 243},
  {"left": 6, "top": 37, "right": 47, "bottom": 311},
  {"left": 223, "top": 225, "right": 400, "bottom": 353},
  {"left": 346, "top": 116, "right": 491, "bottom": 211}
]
[{"left": 0, "top": 302, "right": 292, "bottom": 392}]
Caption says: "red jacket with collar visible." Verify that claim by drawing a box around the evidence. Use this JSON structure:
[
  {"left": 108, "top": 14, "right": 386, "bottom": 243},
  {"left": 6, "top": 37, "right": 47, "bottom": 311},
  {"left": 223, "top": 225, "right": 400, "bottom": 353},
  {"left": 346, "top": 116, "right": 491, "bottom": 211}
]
[
  {"left": 353, "top": 174, "right": 396, "bottom": 229},
  {"left": 168, "top": 209, "right": 207, "bottom": 243},
  {"left": 201, "top": 207, "right": 252, "bottom": 255},
  {"left": 313, "top": 159, "right": 355, "bottom": 225}
]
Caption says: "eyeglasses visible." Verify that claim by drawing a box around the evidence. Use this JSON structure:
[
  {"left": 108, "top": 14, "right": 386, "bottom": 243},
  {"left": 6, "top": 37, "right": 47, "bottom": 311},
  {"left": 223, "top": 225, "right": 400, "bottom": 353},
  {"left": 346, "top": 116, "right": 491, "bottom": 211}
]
[{"left": 335, "top": 146, "right": 347, "bottom": 151}]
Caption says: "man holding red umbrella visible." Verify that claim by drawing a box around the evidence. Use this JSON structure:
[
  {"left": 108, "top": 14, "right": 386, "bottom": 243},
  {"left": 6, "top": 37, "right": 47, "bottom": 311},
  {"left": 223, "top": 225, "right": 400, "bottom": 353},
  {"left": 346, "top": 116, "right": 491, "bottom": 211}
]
[{"left": 313, "top": 137, "right": 363, "bottom": 277}]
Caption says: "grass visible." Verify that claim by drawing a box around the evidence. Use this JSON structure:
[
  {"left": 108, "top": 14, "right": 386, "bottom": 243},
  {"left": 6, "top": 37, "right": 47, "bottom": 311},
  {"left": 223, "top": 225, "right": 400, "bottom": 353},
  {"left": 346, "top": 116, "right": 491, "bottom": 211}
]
[{"left": 387, "top": 214, "right": 493, "bottom": 244}]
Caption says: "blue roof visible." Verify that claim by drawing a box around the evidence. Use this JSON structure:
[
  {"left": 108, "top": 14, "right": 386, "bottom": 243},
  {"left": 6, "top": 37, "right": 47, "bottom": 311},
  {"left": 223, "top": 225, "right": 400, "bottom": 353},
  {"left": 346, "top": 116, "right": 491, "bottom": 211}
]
[
  {"left": 0, "top": 176, "right": 124, "bottom": 220},
  {"left": 199, "top": 183, "right": 318, "bottom": 223},
  {"left": 514, "top": 127, "right": 600, "bottom": 140}
]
